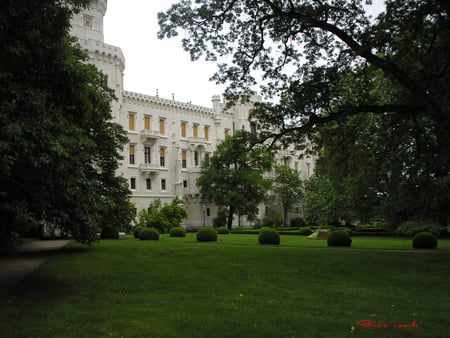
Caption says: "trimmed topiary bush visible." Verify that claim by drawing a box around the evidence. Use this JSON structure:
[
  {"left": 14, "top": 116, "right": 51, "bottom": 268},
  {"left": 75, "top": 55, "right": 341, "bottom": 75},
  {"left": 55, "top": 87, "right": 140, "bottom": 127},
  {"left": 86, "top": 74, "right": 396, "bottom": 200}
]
[
  {"left": 101, "top": 227, "right": 119, "bottom": 239},
  {"left": 217, "top": 226, "right": 230, "bottom": 234},
  {"left": 412, "top": 232, "right": 438, "bottom": 249},
  {"left": 139, "top": 227, "right": 160, "bottom": 241},
  {"left": 258, "top": 227, "right": 280, "bottom": 245},
  {"left": 169, "top": 226, "right": 186, "bottom": 237},
  {"left": 327, "top": 230, "right": 352, "bottom": 247},
  {"left": 196, "top": 227, "right": 218, "bottom": 242},
  {"left": 298, "top": 227, "right": 313, "bottom": 236},
  {"left": 133, "top": 226, "right": 143, "bottom": 239}
]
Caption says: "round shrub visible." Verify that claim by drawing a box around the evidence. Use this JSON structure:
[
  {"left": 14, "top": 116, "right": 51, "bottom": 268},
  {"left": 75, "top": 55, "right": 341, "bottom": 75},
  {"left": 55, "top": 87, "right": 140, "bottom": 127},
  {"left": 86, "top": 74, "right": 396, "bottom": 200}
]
[
  {"left": 133, "top": 226, "right": 143, "bottom": 239},
  {"left": 412, "top": 232, "right": 438, "bottom": 249},
  {"left": 327, "top": 230, "right": 352, "bottom": 247},
  {"left": 101, "top": 227, "right": 119, "bottom": 239},
  {"left": 258, "top": 227, "right": 280, "bottom": 245},
  {"left": 169, "top": 226, "right": 186, "bottom": 237},
  {"left": 217, "top": 226, "right": 230, "bottom": 234},
  {"left": 298, "top": 227, "right": 313, "bottom": 236},
  {"left": 139, "top": 227, "right": 160, "bottom": 241},
  {"left": 196, "top": 227, "right": 217, "bottom": 242}
]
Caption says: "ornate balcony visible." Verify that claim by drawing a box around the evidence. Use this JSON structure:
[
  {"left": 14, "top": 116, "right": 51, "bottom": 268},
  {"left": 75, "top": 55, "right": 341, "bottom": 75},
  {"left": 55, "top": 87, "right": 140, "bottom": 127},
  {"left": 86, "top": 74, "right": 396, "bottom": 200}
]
[
  {"left": 139, "top": 163, "right": 159, "bottom": 175},
  {"left": 140, "top": 129, "right": 160, "bottom": 143}
]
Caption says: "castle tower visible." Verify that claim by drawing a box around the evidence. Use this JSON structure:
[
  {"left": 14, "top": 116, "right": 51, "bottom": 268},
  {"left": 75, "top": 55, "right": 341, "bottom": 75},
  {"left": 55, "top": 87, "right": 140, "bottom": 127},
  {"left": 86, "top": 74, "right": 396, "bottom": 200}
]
[
  {"left": 70, "top": 0, "right": 125, "bottom": 124},
  {"left": 70, "top": 0, "right": 107, "bottom": 42}
]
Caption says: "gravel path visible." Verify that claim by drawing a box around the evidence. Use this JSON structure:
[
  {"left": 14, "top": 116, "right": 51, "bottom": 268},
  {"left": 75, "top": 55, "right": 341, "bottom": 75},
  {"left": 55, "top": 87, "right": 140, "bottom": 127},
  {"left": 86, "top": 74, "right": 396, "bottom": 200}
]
[{"left": 0, "top": 240, "right": 69, "bottom": 298}]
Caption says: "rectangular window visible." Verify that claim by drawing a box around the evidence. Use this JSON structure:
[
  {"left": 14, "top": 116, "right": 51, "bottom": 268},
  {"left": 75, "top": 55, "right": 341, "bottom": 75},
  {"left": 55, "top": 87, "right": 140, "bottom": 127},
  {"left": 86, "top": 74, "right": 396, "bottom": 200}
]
[
  {"left": 194, "top": 151, "right": 199, "bottom": 167},
  {"left": 250, "top": 121, "right": 257, "bottom": 135},
  {"left": 193, "top": 124, "right": 198, "bottom": 137},
  {"left": 295, "top": 162, "right": 298, "bottom": 171},
  {"left": 181, "top": 122, "right": 187, "bottom": 138},
  {"left": 129, "top": 144, "right": 135, "bottom": 165},
  {"left": 146, "top": 178, "right": 152, "bottom": 190},
  {"left": 144, "top": 146, "right": 151, "bottom": 164},
  {"left": 144, "top": 116, "right": 151, "bottom": 130},
  {"left": 159, "top": 118, "right": 165, "bottom": 135},
  {"left": 83, "top": 14, "right": 93, "bottom": 28},
  {"left": 183, "top": 180, "right": 188, "bottom": 188},
  {"left": 160, "top": 147, "right": 165, "bottom": 167},
  {"left": 204, "top": 126, "right": 209, "bottom": 140},
  {"left": 161, "top": 179, "right": 166, "bottom": 191},
  {"left": 128, "top": 114, "right": 136, "bottom": 131},
  {"left": 181, "top": 150, "right": 187, "bottom": 168},
  {"left": 130, "top": 177, "right": 136, "bottom": 190},
  {"left": 224, "top": 128, "right": 230, "bottom": 138}
]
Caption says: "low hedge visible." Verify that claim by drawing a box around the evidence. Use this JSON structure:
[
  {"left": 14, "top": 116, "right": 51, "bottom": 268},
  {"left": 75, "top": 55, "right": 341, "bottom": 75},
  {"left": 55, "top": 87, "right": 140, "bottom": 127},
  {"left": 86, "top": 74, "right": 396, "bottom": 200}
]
[
  {"left": 412, "top": 232, "right": 438, "bottom": 249},
  {"left": 298, "top": 227, "right": 313, "bottom": 236},
  {"left": 327, "top": 230, "right": 352, "bottom": 247},
  {"left": 197, "top": 227, "right": 218, "bottom": 242},
  {"left": 139, "top": 227, "right": 160, "bottom": 241},
  {"left": 217, "top": 226, "right": 230, "bottom": 234},
  {"left": 258, "top": 227, "right": 280, "bottom": 245},
  {"left": 169, "top": 226, "right": 186, "bottom": 237}
]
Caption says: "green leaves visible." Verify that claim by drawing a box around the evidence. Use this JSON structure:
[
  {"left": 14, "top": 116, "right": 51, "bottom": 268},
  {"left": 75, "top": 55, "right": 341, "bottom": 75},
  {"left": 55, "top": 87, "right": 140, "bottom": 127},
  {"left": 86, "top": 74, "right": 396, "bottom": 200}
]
[
  {"left": 197, "top": 130, "right": 274, "bottom": 228},
  {"left": 0, "top": 0, "right": 131, "bottom": 244}
]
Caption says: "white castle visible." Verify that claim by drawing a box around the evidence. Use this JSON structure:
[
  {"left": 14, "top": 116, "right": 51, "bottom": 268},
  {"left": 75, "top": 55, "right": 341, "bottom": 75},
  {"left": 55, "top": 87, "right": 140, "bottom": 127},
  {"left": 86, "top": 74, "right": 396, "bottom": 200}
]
[{"left": 70, "top": 0, "right": 314, "bottom": 227}]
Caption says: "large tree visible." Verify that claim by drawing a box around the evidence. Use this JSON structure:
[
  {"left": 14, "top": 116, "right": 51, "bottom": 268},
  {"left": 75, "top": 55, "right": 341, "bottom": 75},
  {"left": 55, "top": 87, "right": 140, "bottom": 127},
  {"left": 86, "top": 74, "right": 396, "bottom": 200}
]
[
  {"left": 273, "top": 165, "right": 304, "bottom": 226},
  {"left": 0, "top": 0, "right": 132, "bottom": 244},
  {"left": 159, "top": 0, "right": 450, "bottom": 225},
  {"left": 197, "top": 130, "right": 274, "bottom": 229}
]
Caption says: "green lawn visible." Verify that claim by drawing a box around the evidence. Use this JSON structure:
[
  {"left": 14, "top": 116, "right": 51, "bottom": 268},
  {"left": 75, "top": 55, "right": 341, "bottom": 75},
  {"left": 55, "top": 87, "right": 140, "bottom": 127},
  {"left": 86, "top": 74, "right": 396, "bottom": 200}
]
[{"left": 1, "top": 234, "right": 450, "bottom": 337}]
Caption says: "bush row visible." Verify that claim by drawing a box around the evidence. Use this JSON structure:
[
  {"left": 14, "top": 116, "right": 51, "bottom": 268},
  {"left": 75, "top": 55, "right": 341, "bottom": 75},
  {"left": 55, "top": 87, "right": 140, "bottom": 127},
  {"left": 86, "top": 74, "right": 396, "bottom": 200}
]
[{"left": 102, "top": 227, "right": 440, "bottom": 249}]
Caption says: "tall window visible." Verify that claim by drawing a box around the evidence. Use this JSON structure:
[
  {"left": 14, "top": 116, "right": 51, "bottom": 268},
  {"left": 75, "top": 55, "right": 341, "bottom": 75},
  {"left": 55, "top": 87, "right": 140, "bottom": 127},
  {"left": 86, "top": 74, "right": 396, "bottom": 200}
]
[
  {"left": 204, "top": 126, "right": 209, "bottom": 140},
  {"left": 160, "top": 147, "right": 166, "bottom": 167},
  {"left": 224, "top": 128, "right": 230, "bottom": 138},
  {"left": 146, "top": 178, "right": 152, "bottom": 190},
  {"left": 161, "top": 179, "right": 166, "bottom": 191},
  {"left": 181, "top": 122, "right": 187, "bottom": 138},
  {"left": 193, "top": 124, "right": 198, "bottom": 137},
  {"left": 128, "top": 114, "right": 136, "bottom": 131},
  {"left": 250, "top": 121, "right": 257, "bottom": 135},
  {"left": 144, "top": 116, "right": 151, "bottom": 130},
  {"left": 129, "top": 144, "right": 135, "bottom": 164},
  {"left": 194, "top": 151, "right": 199, "bottom": 166},
  {"left": 159, "top": 118, "right": 165, "bottom": 135},
  {"left": 144, "top": 146, "right": 151, "bottom": 164},
  {"left": 130, "top": 177, "right": 136, "bottom": 190},
  {"left": 181, "top": 150, "right": 187, "bottom": 168}
]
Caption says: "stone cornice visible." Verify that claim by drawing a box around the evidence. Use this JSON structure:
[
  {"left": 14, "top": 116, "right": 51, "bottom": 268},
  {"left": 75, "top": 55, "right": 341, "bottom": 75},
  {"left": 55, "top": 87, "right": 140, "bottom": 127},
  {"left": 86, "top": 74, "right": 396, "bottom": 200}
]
[
  {"left": 77, "top": 39, "right": 125, "bottom": 70},
  {"left": 123, "top": 91, "right": 217, "bottom": 115}
]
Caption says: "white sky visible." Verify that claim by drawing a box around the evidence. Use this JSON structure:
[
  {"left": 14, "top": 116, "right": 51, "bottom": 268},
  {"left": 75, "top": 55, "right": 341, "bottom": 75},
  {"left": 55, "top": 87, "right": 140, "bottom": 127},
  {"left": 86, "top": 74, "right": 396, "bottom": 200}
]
[
  {"left": 104, "top": 0, "right": 223, "bottom": 107},
  {"left": 103, "top": 0, "right": 385, "bottom": 108}
]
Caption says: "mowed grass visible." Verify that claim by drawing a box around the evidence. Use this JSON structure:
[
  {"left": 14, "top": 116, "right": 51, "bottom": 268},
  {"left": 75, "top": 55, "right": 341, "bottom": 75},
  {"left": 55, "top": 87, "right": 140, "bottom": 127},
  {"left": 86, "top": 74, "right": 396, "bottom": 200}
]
[{"left": 1, "top": 234, "right": 450, "bottom": 338}]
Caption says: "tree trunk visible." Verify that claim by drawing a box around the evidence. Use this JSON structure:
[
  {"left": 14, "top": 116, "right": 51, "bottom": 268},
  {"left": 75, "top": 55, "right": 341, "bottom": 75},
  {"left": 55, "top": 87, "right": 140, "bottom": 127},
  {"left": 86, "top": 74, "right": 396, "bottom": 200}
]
[{"left": 227, "top": 206, "right": 234, "bottom": 230}]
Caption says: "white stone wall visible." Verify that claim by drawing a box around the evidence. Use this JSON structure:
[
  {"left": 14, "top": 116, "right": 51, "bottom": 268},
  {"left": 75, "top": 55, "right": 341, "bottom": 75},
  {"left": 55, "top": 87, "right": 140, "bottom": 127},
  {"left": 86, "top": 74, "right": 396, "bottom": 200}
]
[{"left": 70, "top": 0, "right": 315, "bottom": 228}]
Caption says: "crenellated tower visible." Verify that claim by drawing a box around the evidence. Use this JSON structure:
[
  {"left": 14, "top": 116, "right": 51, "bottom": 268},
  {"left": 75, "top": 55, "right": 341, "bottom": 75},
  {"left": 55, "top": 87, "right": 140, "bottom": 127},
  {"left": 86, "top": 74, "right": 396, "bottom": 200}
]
[{"left": 70, "top": 0, "right": 125, "bottom": 124}]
